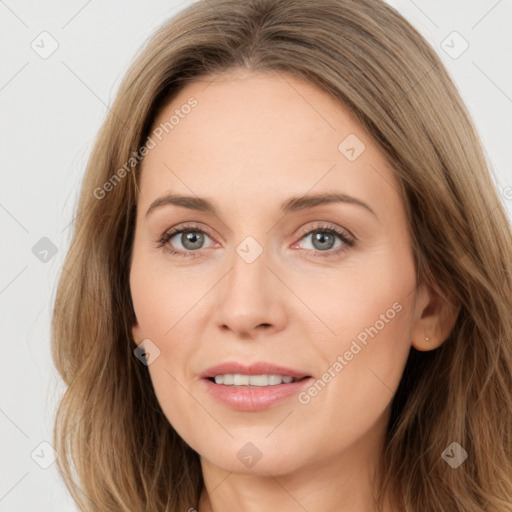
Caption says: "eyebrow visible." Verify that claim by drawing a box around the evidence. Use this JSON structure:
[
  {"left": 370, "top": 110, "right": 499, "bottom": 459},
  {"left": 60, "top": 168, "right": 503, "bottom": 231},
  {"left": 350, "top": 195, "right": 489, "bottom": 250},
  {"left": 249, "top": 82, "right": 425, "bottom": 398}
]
[{"left": 145, "top": 192, "right": 377, "bottom": 218}]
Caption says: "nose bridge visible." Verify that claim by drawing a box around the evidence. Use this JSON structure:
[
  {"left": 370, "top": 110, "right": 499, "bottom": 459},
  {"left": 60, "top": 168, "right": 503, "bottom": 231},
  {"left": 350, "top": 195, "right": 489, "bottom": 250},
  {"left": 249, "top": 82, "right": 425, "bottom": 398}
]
[{"left": 225, "top": 235, "right": 271, "bottom": 306}]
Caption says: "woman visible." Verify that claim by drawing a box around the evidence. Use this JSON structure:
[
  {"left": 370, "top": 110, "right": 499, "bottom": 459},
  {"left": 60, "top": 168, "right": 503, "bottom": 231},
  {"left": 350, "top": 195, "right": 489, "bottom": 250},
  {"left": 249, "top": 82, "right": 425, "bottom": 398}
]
[{"left": 51, "top": 0, "right": 512, "bottom": 510}]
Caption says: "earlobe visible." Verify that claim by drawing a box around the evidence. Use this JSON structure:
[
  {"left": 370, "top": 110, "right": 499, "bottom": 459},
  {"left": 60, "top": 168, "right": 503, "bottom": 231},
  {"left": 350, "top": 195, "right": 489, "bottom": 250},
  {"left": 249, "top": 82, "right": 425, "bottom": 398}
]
[
  {"left": 411, "top": 282, "right": 460, "bottom": 352},
  {"left": 412, "top": 333, "right": 442, "bottom": 352}
]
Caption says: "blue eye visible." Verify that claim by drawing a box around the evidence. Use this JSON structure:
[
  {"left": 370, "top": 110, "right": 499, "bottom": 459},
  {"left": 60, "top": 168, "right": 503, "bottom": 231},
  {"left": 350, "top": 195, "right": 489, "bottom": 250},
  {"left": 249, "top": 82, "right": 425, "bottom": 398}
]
[
  {"left": 157, "top": 222, "right": 355, "bottom": 259},
  {"left": 293, "top": 225, "right": 354, "bottom": 258},
  {"left": 157, "top": 224, "right": 214, "bottom": 258}
]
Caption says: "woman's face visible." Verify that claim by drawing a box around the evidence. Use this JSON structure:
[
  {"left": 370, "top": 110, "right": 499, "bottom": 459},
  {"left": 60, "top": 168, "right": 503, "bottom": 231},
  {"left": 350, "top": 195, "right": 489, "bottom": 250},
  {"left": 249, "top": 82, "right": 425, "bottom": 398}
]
[{"left": 130, "top": 69, "right": 429, "bottom": 476}]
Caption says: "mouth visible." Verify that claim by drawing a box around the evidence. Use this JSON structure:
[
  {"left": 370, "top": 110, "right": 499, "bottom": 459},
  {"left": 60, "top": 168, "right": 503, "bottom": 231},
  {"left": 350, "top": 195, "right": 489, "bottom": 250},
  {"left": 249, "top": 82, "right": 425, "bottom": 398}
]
[
  {"left": 200, "top": 361, "right": 312, "bottom": 383},
  {"left": 200, "top": 362, "right": 313, "bottom": 411},
  {"left": 206, "top": 374, "right": 310, "bottom": 387}
]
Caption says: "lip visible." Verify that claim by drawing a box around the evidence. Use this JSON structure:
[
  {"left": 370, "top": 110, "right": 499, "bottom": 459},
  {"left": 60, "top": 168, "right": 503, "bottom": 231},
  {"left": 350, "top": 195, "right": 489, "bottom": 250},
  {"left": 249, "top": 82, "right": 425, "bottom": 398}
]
[{"left": 199, "top": 361, "right": 313, "bottom": 411}]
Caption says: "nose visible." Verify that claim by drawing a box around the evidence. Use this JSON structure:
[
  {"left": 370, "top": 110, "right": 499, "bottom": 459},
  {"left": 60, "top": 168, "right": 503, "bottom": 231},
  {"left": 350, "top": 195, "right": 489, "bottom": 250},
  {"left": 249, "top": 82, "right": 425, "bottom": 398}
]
[{"left": 213, "top": 242, "right": 288, "bottom": 340}]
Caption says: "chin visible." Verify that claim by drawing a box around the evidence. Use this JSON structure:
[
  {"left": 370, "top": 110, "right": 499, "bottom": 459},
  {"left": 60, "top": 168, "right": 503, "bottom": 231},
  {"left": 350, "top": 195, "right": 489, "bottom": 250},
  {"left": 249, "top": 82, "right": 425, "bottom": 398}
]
[{"left": 195, "top": 436, "right": 312, "bottom": 476}]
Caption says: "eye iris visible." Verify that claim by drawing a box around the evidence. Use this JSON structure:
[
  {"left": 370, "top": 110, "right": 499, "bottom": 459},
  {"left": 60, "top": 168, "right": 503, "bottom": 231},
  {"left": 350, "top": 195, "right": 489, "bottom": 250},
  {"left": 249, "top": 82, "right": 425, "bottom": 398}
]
[
  {"left": 182, "top": 231, "right": 204, "bottom": 250},
  {"left": 312, "top": 230, "right": 335, "bottom": 250}
]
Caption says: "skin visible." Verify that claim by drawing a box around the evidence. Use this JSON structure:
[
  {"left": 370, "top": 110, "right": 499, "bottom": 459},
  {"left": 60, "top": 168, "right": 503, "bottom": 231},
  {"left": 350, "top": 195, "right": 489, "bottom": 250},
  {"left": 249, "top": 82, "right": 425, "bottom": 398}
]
[{"left": 130, "top": 68, "right": 458, "bottom": 512}]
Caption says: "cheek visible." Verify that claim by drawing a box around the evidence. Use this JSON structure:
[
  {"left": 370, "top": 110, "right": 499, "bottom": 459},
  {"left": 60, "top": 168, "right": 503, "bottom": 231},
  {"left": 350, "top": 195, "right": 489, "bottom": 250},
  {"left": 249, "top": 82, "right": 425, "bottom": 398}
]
[
  {"left": 296, "top": 248, "right": 416, "bottom": 398},
  {"left": 294, "top": 247, "right": 415, "bottom": 343},
  {"left": 130, "top": 259, "right": 205, "bottom": 442},
  {"left": 130, "top": 263, "right": 200, "bottom": 387},
  {"left": 130, "top": 249, "right": 200, "bottom": 339},
  {"left": 291, "top": 292, "right": 414, "bottom": 456},
  {"left": 129, "top": 252, "right": 205, "bottom": 377}
]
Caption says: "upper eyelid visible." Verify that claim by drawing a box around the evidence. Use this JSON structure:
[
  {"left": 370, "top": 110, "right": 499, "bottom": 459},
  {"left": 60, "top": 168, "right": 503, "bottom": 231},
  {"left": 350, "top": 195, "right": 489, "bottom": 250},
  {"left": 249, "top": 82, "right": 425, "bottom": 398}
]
[{"left": 295, "top": 222, "right": 354, "bottom": 240}]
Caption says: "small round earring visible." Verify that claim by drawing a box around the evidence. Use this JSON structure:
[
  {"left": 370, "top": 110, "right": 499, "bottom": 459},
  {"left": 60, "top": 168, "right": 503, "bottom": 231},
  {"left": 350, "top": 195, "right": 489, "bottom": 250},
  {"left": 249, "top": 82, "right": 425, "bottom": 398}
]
[{"left": 425, "top": 336, "right": 430, "bottom": 342}]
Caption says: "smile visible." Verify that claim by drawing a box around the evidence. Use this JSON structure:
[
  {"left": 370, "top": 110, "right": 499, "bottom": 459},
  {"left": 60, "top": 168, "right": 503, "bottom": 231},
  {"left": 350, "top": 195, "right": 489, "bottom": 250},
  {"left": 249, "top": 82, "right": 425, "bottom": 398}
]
[{"left": 209, "top": 374, "right": 298, "bottom": 386}]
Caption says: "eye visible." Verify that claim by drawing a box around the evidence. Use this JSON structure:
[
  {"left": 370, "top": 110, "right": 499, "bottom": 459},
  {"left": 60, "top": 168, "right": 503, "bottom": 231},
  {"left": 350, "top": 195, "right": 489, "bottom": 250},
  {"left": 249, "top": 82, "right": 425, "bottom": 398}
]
[
  {"left": 156, "top": 223, "right": 214, "bottom": 258},
  {"left": 292, "top": 223, "right": 355, "bottom": 259},
  {"left": 156, "top": 222, "right": 355, "bottom": 259}
]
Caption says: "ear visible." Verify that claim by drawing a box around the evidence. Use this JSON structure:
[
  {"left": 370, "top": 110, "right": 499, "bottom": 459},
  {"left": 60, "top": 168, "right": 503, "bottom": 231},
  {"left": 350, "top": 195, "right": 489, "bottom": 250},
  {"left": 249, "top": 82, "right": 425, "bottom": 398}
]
[{"left": 411, "top": 281, "right": 460, "bottom": 351}]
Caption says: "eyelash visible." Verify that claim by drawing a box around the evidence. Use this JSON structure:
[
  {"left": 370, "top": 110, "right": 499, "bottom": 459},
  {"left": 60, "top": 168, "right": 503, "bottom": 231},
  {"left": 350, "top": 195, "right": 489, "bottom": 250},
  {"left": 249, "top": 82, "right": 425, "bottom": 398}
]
[{"left": 156, "top": 222, "right": 355, "bottom": 260}]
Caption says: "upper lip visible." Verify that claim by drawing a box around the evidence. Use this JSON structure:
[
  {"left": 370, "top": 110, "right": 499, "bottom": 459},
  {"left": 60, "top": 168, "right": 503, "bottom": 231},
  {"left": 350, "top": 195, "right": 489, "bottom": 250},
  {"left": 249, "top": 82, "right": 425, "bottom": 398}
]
[{"left": 200, "top": 362, "right": 311, "bottom": 380}]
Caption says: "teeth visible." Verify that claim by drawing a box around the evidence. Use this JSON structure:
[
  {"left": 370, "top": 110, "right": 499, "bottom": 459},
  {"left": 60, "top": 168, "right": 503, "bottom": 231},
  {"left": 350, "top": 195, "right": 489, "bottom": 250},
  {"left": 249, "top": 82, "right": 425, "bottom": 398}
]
[
  {"left": 234, "top": 374, "right": 249, "bottom": 386},
  {"left": 213, "top": 374, "right": 296, "bottom": 386}
]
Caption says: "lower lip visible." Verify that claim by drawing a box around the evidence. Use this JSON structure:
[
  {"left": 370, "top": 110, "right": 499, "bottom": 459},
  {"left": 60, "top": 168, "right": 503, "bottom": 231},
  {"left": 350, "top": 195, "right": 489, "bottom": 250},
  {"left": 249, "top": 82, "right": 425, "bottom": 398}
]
[{"left": 201, "top": 377, "right": 313, "bottom": 411}]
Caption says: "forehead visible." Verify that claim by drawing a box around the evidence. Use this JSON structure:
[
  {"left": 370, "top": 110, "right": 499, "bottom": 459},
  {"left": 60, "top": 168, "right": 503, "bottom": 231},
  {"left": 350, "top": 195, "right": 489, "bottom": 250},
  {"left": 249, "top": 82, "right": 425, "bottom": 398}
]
[{"left": 139, "top": 69, "right": 401, "bottom": 216}]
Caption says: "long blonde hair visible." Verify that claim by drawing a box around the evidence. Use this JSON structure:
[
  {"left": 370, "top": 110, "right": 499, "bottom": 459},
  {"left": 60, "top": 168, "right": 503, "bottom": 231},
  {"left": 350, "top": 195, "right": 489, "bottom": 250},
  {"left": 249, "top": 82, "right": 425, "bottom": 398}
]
[{"left": 51, "top": 0, "right": 512, "bottom": 510}]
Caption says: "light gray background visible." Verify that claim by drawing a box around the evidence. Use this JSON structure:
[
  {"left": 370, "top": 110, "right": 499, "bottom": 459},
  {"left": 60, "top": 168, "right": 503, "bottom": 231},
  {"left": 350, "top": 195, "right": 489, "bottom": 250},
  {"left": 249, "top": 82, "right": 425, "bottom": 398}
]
[{"left": 1, "top": 0, "right": 511, "bottom": 509}]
